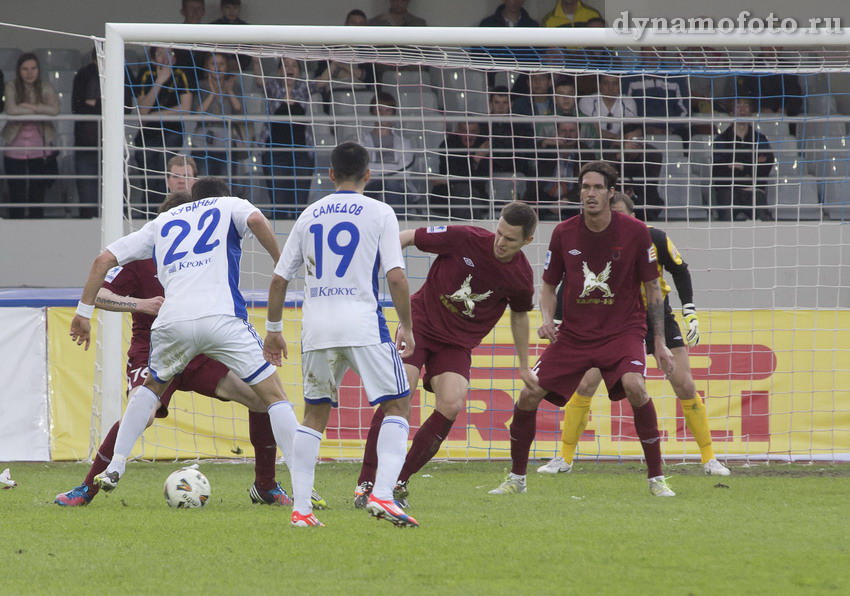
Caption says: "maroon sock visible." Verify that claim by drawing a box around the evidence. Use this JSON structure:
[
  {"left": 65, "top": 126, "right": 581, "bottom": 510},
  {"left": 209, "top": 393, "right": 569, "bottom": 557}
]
[
  {"left": 633, "top": 399, "right": 663, "bottom": 478},
  {"left": 357, "top": 407, "right": 385, "bottom": 485},
  {"left": 509, "top": 405, "right": 538, "bottom": 476},
  {"left": 398, "top": 410, "right": 455, "bottom": 483},
  {"left": 83, "top": 421, "right": 120, "bottom": 495},
  {"left": 249, "top": 411, "right": 277, "bottom": 491}
]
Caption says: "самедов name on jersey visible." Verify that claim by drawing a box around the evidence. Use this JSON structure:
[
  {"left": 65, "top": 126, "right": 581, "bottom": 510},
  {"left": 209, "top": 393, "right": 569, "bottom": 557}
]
[
  {"left": 310, "top": 286, "right": 358, "bottom": 297},
  {"left": 169, "top": 197, "right": 219, "bottom": 215},
  {"left": 312, "top": 203, "right": 363, "bottom": 218}
]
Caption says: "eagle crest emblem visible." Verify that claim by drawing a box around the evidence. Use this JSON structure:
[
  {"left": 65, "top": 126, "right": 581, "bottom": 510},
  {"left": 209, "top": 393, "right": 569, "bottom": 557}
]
[
  {"left": 579, "top": 262, "right": 614, "bottom": 298},
  {"left": 446, "top": 275, "right": 493, "bottom": 317}
]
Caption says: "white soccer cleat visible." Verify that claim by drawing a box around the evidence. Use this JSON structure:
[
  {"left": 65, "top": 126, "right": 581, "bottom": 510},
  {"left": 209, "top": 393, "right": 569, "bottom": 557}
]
[
  {"left": 488, "top": 473, "right": 527, "bottom": 495},
  {"left": 648, "top": 476, "right": 676, "bottom": 497},
  {"left": 536, "top": 456, "right": 573, "bottom": 474},
  {"left": 703, "top": 459, "right": 731, "bottom": 476}
]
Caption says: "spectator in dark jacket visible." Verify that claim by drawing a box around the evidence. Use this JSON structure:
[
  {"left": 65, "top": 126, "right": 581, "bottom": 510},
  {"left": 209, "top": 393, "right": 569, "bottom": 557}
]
[
  {"left": 431, "top": 121, "right": 491, "bottom": 219},
  {"left": 711, "top": 97, "right": 776, "bottom": 221},
  {"left": 479, "top": 1, "right": 539, "bottom": 27}
]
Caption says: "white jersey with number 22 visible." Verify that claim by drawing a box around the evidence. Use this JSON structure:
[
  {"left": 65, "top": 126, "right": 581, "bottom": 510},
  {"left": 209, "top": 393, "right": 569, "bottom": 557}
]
[{"left": 106, "top": 196, "right": 259, "bottom": 328}]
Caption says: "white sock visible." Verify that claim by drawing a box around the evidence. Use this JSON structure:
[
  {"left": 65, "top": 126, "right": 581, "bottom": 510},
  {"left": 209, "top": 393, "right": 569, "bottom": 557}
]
[
  {"left": 372, "top": 415, "right": 410, "bottom": 501},
  {"left": 107, "top": 386, "right": 160, "bottom": 477},
  {"left": 291, "top": 425, "right": 322, "bottom": 515},
  {"left": 267, "top": 400, "right": 298, "bottom": 465}
]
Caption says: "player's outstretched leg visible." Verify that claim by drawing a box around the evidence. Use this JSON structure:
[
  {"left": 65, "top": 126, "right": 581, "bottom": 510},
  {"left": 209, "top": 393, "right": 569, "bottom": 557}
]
[
  {"left": 95, "top": 386, "right": 162, "bottom": 491},
  {"left": 489, "top": 404, "right": 536, "bottom": 495},
  {"left": 392, "top": 409, "right": 455, "bottom": 508},
  {"left": 55, "top": 422, "right": 120, "bottom": 506}
]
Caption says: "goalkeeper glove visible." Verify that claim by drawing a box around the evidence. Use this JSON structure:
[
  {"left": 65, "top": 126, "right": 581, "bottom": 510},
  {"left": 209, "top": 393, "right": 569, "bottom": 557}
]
[{"left": 682, "top": 303, "right": 700, "bottom": 347}]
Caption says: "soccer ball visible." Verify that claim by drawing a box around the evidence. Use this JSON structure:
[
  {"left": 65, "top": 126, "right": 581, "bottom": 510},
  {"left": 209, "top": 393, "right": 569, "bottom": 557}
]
[{"left": 163, "top": 467, "right": 211, "bottom": 508}]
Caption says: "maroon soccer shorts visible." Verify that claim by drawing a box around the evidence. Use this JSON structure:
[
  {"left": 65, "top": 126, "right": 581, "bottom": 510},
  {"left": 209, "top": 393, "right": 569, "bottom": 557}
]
[
  {"left": 534, "top": 333, "right": 648, "bottom": 406},
  {"left": 403, "top": 332, "right": 472, "bottom": 393},
  {"left": 127, "top": 354, "right": 229, "bottom": 418}
]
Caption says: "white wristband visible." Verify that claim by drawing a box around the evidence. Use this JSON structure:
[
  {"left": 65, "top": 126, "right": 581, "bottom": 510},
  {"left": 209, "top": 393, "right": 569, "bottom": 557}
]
[
  {"left": 265, "top": 320, "right": 283, "bottom": 333},
  {"left": 76, "top": 302, "right": 95, "bottom": 319}
]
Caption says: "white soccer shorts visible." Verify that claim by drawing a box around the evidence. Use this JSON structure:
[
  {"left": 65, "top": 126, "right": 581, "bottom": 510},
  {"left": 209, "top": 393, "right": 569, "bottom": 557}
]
[
  {"left": 302, "top": 342, "right": 410, "bottom": 406},
  {"left": 149, "top": 315, "right": 275, "bottom": 386}
]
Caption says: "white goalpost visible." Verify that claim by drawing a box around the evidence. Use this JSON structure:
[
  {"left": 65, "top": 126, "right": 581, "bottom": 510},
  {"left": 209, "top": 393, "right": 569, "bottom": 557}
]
[{"left": 94, "top": 24, "right": 850, "bottom": 464}]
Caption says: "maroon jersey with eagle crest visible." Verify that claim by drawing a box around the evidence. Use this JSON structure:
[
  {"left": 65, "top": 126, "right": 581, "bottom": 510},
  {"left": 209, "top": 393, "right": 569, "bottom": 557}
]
[
  {"left": 411, "top": 226, "right": 534, "bottom": 350},
  {"left": 543, "top": 211, "right": 659, "bottom": 344}
]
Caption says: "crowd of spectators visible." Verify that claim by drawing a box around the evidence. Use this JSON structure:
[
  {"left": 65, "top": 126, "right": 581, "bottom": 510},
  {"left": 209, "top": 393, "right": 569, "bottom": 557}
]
[{"left": 0, "top": 0, "right": 826, "bottom": 221}]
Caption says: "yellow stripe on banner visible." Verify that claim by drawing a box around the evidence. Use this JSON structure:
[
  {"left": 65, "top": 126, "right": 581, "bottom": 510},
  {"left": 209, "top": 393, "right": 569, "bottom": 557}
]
[
  {"left": 47, "top": 307, "right": 850, "bottom": 461},
  {"left": 48, "top": 308, "right": 98, "bottom": 461}
]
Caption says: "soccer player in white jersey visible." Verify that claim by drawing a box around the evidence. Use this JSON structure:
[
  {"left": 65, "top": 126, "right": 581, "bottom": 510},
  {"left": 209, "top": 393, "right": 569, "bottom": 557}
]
[
  {"left": 69, "top": 177, "right": 300, "bottom": 493},
  {"left": 263, "top": 141, "right": 418, "bottom": 528}
]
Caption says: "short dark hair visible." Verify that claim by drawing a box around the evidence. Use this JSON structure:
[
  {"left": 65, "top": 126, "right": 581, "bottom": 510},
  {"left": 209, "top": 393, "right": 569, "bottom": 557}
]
[
  {"left": 159, "top": 191, "right": 194, "bottom": 213},
  {"left": 331, "top": 142, "right": 370, "bottom": 183},
  {"left": 221, "top": 0, "right": 240, "bottom": 6},
  {"left": 191, "top": 176, "right": 231, "bottom": 200},
  {"left": 182, "top": 0, "right": 204, "bottom": 9},
  {"left": 578, "top": 161, "right": 619, "bottom": 189},
  {"left": 610, "top": 192, "right": 635, "bottom": 214},
  {"left": 554, "top": 74, "right": 576, "bottom": 89},
  {"left": 489, "top": 85, "right": 509, "bottom": 96},
  {"left": 346, "top": 9, "right": 367, "bottom": 22},
  {"left": 500, "top": 201, "right": 538, "bottom": 239},
  {"left": 370, "top": 90, "right": 397, "bottom": 114}
]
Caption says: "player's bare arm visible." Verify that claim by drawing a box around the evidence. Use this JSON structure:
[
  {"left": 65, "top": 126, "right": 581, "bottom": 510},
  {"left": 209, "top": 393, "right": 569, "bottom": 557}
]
[
  {"left": 644, "top": 278, "right": 675, "bottom": 375},
  {"left": 263, "top": 274, "right": 289, "bottom": 366},
  {"left": 386, "top": 266, "right": 414, "bottom": 359},
  {"left": 95, "top": 288, "right": 163, "bottom": 317},
  {"left": 510, "top": 310, "right": 539, "bottom": 391},
  {"left": 70, "top": 250, "right": 119, "bottom": 351},
  {"left": 538, "top": 281, "right": 559, "bottom": 342},
  {"left": 399, "top": 229, "right": 416, "bottom": 248},
  {"left": 247, "top": 211, "right": 282, "bottom": 263}
]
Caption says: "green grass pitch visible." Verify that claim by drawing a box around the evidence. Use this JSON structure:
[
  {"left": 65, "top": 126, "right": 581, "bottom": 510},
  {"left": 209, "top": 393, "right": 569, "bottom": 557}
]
[{"left": 3, "top": 461, "right": 849, "bottom": 594}]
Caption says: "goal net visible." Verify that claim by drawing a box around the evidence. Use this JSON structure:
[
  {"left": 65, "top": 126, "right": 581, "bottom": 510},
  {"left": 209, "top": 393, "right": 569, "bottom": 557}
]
[{"left": 92, "top": 25, "right": 850, "bottom": 465}]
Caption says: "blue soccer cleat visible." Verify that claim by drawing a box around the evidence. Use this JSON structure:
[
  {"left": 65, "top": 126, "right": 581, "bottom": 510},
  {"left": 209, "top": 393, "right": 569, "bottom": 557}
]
[{"left": 54, "top": 484, "right": 94, "bottom": 507}]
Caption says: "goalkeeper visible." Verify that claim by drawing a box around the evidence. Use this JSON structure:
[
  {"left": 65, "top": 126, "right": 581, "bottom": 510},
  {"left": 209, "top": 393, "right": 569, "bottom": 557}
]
[{"left": 539, "top": 193, "right": 730, "bottom": 477}]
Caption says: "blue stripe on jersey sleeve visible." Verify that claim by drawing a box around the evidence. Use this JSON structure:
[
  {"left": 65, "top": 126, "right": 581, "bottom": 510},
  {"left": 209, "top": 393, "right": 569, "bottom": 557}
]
[
  {"left": 227, "top": 221, "right": 247, "bottom": 320},
  {"left": 372, "top": 253, "right": 392, "bottom": 343}
]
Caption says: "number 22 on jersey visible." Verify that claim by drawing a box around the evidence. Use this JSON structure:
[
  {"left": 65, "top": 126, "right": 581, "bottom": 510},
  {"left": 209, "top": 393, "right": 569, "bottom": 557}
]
[{"left": 160, "top": 208, "right": 222, "bottom": 266}]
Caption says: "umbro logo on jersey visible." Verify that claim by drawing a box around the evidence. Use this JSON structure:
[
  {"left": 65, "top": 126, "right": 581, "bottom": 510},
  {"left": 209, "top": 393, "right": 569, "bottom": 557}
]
[
  {"left": 427, "top": 226, "right": 447, "bottom": 233},
  {"left": 463, "top": 257, "right": 475, "bottom": 267},
  {"left": 630, "top": 360, "right": 643, "bottom": 366},
  {"left": 569, "top": 249, "right": 581, "bottom": 256}
]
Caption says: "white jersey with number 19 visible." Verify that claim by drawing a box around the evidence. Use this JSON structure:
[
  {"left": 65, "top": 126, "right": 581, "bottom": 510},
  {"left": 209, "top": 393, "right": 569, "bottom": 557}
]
[
  {"left": 106, "top": 195, "right": 259, "bottom": 328},
  {"left": 275, "top": 190, "right": 405, "bottom": 351}
]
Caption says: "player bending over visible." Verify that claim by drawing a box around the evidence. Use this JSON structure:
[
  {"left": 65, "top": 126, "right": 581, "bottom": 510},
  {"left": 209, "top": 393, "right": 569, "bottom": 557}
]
[
  {"left": 69, "top": 177, "right": 301, "bottom": 499},
  {"left": 538, "top": 193, "right": 730, "bottom": 477},
  {"left": 355, "top": 201, "right": 539, "bottom": 508},
  {"left": 263, "top": 141, "right": 418, "bottom": 528},
  {"left": 489, "top": 161, "right": 677, "bottom": 498},
  {"left": 57, "top": 190, "right": 324, "bottom": 508}
]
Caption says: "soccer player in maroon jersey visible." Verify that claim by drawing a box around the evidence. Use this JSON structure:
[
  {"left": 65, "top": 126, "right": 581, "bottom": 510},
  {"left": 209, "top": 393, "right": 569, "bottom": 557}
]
[
  {"left": 354, "top": 201, "right": 539, "bottom": 508},
  {"left": 489, "top": 161, "right": 678, "bottom": 497},
  {"left": 538, "top": 193, "right": 730, "bottom": 477}
]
